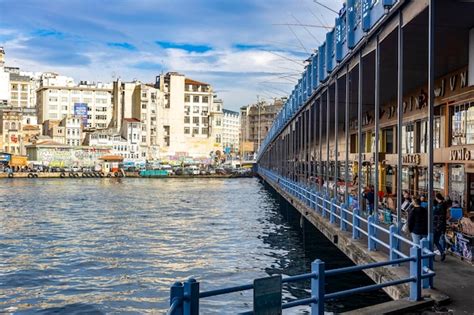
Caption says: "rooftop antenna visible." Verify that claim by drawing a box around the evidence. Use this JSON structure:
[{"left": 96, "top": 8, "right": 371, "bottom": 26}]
[{"left": 313, "top": 0, "right": 338, "bottom": 15}]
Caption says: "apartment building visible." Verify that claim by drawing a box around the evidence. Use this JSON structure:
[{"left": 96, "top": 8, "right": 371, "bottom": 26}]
[
  {"left": 0, "top": 109, "right": 23, "bottom": 154},
  {"left": 154, "top": 72, "right": 222, "bottom": 158},
  {"left": 0, "top": 47, "right": 10, "bottom": 107},
  {"left": 240, "top": 98, "right": 285, "bottom": 158},
  {"left": 37, "top": 73, "right": 113, "bottom": 129},
  {"left": 222, "top": 109, "right": 240, "bottom": 153}
]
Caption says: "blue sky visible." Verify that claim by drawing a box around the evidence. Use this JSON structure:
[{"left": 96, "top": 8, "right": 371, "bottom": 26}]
[{"left": 0, "top": 0, "right": 343, "bottom": 110}]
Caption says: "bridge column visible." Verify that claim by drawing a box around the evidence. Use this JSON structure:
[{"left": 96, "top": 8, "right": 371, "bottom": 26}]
[
  {"left": 374, "top": 34, "right": 380, "bottom": 223},
  {"left": 344, "top": 65, "right": 350, "bottom": 205},
  {"left": 357, "top": 52, "right": 363, "bottom": 216}
]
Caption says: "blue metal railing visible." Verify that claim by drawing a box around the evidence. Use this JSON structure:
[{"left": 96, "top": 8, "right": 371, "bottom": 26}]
[
  {"left": 168, "top": 252, "right": 433, "bottom": 315},
  {"left": 258, "top": 167, "right": 435, "bottom": 292},
  {"left": 166, "top": 167, "right": 436, "bottom": 314}
]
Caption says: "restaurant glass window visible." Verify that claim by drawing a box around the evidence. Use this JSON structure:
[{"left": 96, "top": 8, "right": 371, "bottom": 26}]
[
  {"left": 433, "top": 164, "right": 445, "bottom": 193},
  {"left": 383, "top": 128, "right": 394, "bottom": 153},
  {"left": 402, "top": 123, "right": 415, "bottom": 154},
  {"left": 434, "top": 116, "right": 441, "bottom": 149},
  {"left": 449, "top": 164, "right": 465, "bottom": 207},
  {"left": 452, "top": 102, "right": 474, "bottom": 145},
  {"left": 385, "top": 165, "right": 395, "bottom": 195},
  {"left": 417, "top": 167, "right": 428, "bottom": 197},
  {"left": 419, "top": 120, "right": 428, "bottom": 153}
]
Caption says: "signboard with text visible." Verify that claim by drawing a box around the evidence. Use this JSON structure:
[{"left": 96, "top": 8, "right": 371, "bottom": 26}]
[{"left": 74, "top": 103, "right": 88, "bottom": 126}]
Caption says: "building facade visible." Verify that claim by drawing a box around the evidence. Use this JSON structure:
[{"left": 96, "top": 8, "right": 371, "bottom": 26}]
[
  {"left": 222, "top": 108, "right": 240, "bottom": 154},
  {"left": 0, "top": 47, "right": 9, "bottom": 107},
  {"left": 240, "top": 98, "right": 284, "bottom": 158},
  {"left": 154, "top": 72, "right": 221, "bottom": 159},
  {"left": 37, "top": 74, "right": 112, "bottom": 129},
  {"left": 0, "top": 109, "right": 23, "bottom": 154}
]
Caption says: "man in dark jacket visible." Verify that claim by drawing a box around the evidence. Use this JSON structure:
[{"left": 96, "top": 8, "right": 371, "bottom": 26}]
[
  {"left": 433, "top": 193, "right": 447, "bottom": 261},
  {"left": 408, "top": 198, "right": 428, "bottom": 245}
]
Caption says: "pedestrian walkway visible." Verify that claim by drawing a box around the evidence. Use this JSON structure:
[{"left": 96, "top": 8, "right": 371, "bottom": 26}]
[{"left": 431, "top": 256, "right": 474, "bottom": 314}]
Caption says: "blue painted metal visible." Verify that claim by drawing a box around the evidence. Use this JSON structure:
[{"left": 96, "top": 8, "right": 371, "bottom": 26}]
[
  {"left": 169, "top": 282, "right": 184, "bottom": 315},
  {"left": 335, "top": 10, "right": 349, "bottom": 62},
  {"left": 352, "top": 208, "right": 360, "bottom": 239},
  {"left": 326, "top": 29, "right": 336, "bottom": 73},
  {"left": 318, "top": 44, "right": 327, "bottom": 82},
  {"left": 409, "top": 246, "right": 422, "bottom": 301},
  {"left": 312, "top": 260, "right": 325, "bottom": 314},
  {"left": 183, "top": 279, "right": 199, "bottom": 315},
  {"left": 368, "top": 215, "right": 376, "bottom": 251},
  {"left": 420, "top": 238, "right": 431, "bottom": 289},
  {"left": 168, "top": 244, "right": 431, "bottom": 314},
  {"left": 330, "top": 198, "right": 336, "bottom": 224},
  {"left": 389, "top": 224, "right": 399, "bottom": 261}
]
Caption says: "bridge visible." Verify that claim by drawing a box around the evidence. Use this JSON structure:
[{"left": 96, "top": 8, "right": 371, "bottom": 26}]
[{"left": 167, "top": 0, "right": 474, "bottom": 313}]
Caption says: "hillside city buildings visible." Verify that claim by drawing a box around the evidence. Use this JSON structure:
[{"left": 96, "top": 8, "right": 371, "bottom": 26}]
[{"left": 0, "top": 47, "right": 253, "bottom": 169}]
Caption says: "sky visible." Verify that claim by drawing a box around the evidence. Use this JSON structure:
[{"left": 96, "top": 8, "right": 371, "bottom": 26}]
[{"left": 0, "top": 0, "right": 343, "bottom": 111}]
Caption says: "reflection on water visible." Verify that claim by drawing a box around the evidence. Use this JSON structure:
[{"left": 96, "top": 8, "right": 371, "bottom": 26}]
[{"left": 0, "top": 178, "right": 390, "bottom": 314}]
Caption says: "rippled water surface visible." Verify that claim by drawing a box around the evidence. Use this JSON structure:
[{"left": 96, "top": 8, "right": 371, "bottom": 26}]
[{"left": 0, "top": 178, "right": 390, "bottom": 314}]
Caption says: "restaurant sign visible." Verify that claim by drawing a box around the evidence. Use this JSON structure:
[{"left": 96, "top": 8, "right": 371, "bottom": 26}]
[
  {"left": 450, "top": 148, "right": 473, "bottom": 161},
  {"left": 402, "top": 154, "right": 421, "bottom": 165}
]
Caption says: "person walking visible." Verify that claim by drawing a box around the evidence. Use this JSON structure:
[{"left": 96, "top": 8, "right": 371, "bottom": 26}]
[
  {"left": 363, "top": 186, "right": 375, "bottom": 215},
  {"left": 407, "top": 198, "right": 428, "bottom": 245},
  {"left": 433, "top": 193, "right": 447, "bottom": 261}
]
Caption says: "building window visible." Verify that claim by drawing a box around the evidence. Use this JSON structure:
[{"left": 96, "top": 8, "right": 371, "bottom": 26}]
[
  {"left": 452, "top": 102, "right": 474, "bottom": 145},
  {"left": 202, "top": 96, "right": 208, "bottom": 103},
  {"left": 383, "top": 127, "right": 394, "bottom": 154},
  {"left": 201, "top": 128, "right": 208, "bottom": 135},
  {"left": 216, "top": 134, "right": 221, "bottom": 143},
  {"left": 193, "top": 106, "right": 199, "bottom": 113},
  {"left": 184, "top": 127, "right": 190, "bottom": 134},
  {"left": 185, "top": 95, "right": 191, "bottom": 102},
  {"left": 216, "top": 118, "right": 221, "bottom": 126},
  {"left": 142, "top": 136, "right": 146, "bottom": 143},
  {"left": 401, "top": 123, "right": 415, "bottom": 154},
  {"left": 193, "top": 96, "right": 199, "bottom": 103},
  {"left": 193, "top": 117, "right": 199, "bottom": 124},
  {"left": 184, "top": 116, "right": 190, "bottom": 123},
  {"left": 202, "top": 117, "right": 209, "bottom": 124},
  {"left": 142, "top": 103, "right": 147, "bottom": 109},
  {"left": 192, "top": 127, "right": 199, "bottom": 135}
]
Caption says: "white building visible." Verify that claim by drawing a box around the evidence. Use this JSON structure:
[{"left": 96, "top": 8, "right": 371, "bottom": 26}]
[
  {"left": 37, "top": 74, "right": 113, "bottom": 129},
  {"left": 111, "top": 80, "right": 165, "bottom": 160},
  {"left": 222, "top": 108, "right": 240, "bottom": 153},
  {"left": 154, "top": 72, "right": 222, "bottom": 159},
  {"left": 86, "top": 118, "right": 144, "bottom": 166},
  {"left": 0, "top": 47, "right": 10, "bottom": 107}
]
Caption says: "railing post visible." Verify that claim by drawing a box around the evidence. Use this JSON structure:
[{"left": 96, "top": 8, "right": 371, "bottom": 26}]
[
  {"left": 352, "top": 208, "right": 360, "bottom": 239},
  {"left": 170, "top": 282, "right": 184, "bottom": 315},
  {"left": 389, "top": 225, "right": 398, "bottom": 262},
  {"left": 409, "top": 246, "right": 422, "bottom": 301},
  {"left": 183, "top": 278, "right": 199, "bottom": 315},
  {"left": 368, "top": 215, "right": 376, "bottom": 251},
  {"left": 340, "top": 204, "right": 347, "bottom": 231},
  {"left": 420, "top": 238, "right": 431, "bottom": 289},
  {"left": 311, "top": 259, "right": 325, "bottom": 315},
  {"left": 330, "top": 198, "right": 336, "bottom": 224}
]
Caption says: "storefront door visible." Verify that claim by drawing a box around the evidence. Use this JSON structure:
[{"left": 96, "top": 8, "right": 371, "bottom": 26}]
[{"left": 467, "top": 173, "right": 474, "bottom": 213}]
